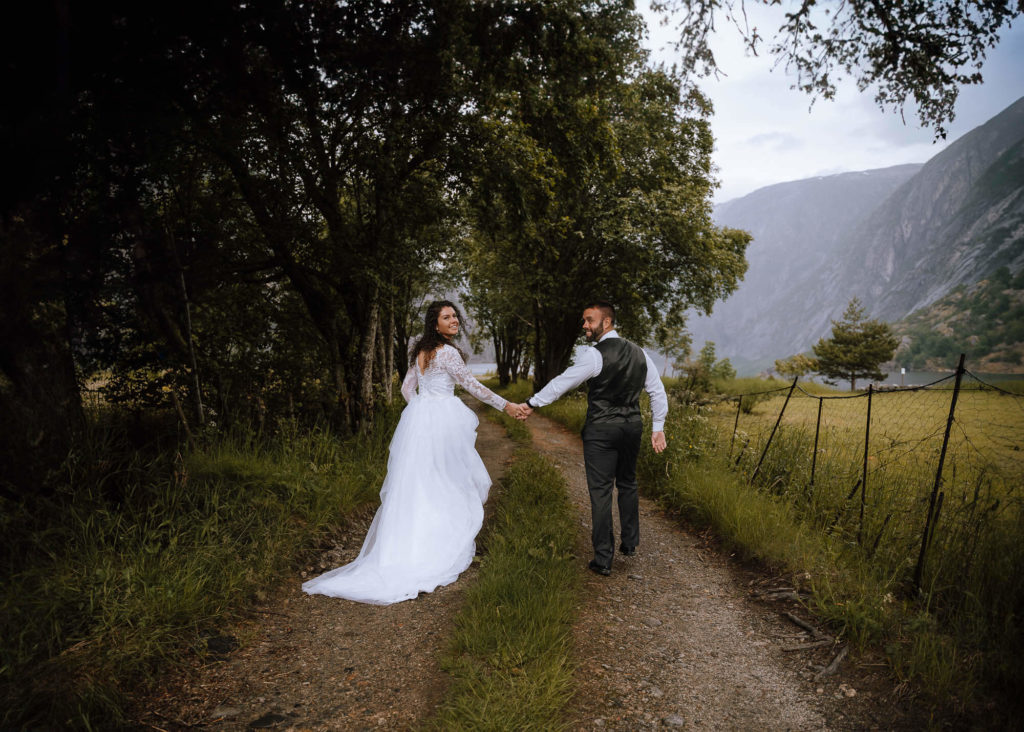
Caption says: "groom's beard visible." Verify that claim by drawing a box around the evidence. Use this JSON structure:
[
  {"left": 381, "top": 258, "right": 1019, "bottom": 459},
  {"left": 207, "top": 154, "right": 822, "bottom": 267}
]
[{"left": 585, "top": 324, "right": 605, "bottom": 342}]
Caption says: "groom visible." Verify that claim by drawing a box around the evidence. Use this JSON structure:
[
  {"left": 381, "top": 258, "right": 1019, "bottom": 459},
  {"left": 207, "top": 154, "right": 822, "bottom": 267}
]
[{"left": 523, "top": 302, "right": 668, "bottom": 576}]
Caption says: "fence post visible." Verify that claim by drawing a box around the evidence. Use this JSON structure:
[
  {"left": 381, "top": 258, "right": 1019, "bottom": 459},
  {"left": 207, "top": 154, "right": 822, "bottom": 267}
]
[
  {"left": 858, "top": 384, "right": 873, "bottom": 546},
  {"left": 751, "top": 377, "right": 798, "bottom": 483},
  {"left": 729, "top": 395, "right": 743, "bottom": 459},
  {"left": 809, "top": 397, "right": 823, "bottom": 487},
  {"left": 913, "top": 353, "right": 966, "bottom": 592}
]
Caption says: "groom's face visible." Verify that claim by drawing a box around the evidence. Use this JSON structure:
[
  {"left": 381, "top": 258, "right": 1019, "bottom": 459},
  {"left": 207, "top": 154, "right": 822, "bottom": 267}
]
[{"left": 582, "top": 308, "right": 610, "bottom": 342}]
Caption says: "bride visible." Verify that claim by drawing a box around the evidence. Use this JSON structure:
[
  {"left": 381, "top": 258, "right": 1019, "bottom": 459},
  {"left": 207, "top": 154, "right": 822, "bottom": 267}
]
[{"left": 302, "top": 300, "right": 527, "bottom": 604}]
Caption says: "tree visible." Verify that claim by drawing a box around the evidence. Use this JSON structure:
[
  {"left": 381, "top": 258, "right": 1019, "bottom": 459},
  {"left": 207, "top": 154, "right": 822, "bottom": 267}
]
[
  {"left": 653, "top": 0, "right": 1022, "bottom": 137},
  {"left": 462, "top": 230, "right": 534, "bottom": 387},
  {"left": 679, "top": 341, "right": 734, "bottom": 392},
  {"left": 655, "top": 314, "right": 693, "bottom": 377},
  {"left": 464, "top": 5, "right": 751, "bottom": 387},
  {"left": 812, "top": 298, "right": 899, "bottom": 390},
  {"left": 774, "top": 353, "right": 817, "bottom": 380}
]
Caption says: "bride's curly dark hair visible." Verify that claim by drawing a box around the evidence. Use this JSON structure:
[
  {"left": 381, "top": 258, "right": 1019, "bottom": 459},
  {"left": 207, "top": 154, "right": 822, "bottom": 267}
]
[{"left": 411, "top": 300, "right": 467, "bottom": 368}]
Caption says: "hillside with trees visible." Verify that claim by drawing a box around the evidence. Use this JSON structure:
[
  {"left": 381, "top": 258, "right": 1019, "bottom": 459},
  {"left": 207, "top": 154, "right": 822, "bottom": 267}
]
[{"left": 894, "top": 266, "right": 1024, "bottom": 372}]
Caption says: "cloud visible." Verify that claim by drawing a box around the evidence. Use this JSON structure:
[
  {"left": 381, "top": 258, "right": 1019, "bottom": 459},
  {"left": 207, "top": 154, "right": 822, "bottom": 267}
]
[
  {"left": 743, "top": 131, "right": 803, "bottom": 151},
  {"left": 640, "top": 1, "right": 1024, "bottom": 204}
]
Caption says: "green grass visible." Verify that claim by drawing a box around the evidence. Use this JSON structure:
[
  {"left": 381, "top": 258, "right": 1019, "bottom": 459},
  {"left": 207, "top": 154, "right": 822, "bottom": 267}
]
[
  {"left": 0, "top": 404, "right": 401, "bottom": 729},
  {"left": 431, "top": 450, "right": 579, "bottom": 730},
  {"left": 481, "top": 402, "right": 532, "bottom": 444}
]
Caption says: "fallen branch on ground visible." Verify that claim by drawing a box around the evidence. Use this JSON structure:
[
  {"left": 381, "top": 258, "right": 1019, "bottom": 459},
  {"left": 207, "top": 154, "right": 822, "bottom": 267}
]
[
  {"left": 814, "top": 645, "right": 849, "bottom": 680},
  {"left": 782, "top": 639, "right": 834, "bottom": 652},
  {"left": 782, "top": 611, "right": 831, "bottom": 640}
]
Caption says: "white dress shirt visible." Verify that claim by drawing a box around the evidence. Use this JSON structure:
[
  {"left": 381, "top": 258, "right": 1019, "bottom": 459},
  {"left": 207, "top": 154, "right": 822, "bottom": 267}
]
[{"left": 529, "top": 330, "right": 668, "bottom": 431}]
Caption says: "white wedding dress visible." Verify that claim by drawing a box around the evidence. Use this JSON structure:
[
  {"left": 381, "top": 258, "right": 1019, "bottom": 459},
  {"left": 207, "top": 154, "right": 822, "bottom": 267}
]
[{"left": 301, "top": 345, "right": 507, "bottom": 605}]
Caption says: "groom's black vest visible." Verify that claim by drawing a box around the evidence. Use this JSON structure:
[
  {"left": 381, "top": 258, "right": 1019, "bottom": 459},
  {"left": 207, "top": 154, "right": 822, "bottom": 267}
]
[{"left": 586, "top": 338, "right": 647, "bottom": 425}]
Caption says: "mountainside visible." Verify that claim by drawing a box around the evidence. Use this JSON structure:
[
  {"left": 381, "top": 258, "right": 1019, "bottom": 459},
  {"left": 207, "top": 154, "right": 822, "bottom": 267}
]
[
  {"left": 688, "top": 165, "right": 922, "bottom": 369},
  {"left": 692, "top": 96, "right": 1024, "bottom": 372},
  {"left": 893, "top": 267, "right": 1024, "bottom": 372}
]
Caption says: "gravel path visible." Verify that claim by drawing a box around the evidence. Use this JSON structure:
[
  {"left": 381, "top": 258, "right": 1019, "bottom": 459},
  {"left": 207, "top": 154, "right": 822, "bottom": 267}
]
[
  {"left": 136, "top": 404, "right": 919, "bottom": 730},
  {"left": 525, "top": 414, "right": 918, "bottom": 731}
]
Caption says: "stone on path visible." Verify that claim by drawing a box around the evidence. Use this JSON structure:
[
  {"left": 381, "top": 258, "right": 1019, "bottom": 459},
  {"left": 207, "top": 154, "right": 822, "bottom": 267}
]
[{"left": 248, "top": 711, "right": 288, "bottom": 728}]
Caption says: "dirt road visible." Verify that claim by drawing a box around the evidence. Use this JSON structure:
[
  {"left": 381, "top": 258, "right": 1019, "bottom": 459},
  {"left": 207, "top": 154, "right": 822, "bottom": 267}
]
[{"left": 139, "top": 404, "right": 918, "bottom": 730}]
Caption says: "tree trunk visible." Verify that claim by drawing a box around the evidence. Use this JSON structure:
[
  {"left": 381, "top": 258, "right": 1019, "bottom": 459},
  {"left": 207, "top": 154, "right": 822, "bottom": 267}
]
[
  {"left": 383, "top": 300, "right": 395, "bottom": 403},
  {"left": 354, "top": 289, "right": 380, "bottom": 430},
  {"left": 177, "top": 269, "right": 205, "bottom": 426},
  {"left": 518, "top": 352, "right": 532, "bottom": 382},
  {"left": 494, "top": 332, "right": 511, "bottom": 386},
  {"left": 532, "top": 305, "right": 578, "bottom": 389}
]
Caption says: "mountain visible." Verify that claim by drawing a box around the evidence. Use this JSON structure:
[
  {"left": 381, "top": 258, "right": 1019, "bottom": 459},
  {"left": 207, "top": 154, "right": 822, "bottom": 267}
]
[
  {"left": 686, "top": 164, "right": 922, "bottom": 370},
  {"left": 692, "top": 96, "right": 1024, "bottom": 373},
  {"left": 892, "top": 267, "right": 1024, "bottom": 373}
]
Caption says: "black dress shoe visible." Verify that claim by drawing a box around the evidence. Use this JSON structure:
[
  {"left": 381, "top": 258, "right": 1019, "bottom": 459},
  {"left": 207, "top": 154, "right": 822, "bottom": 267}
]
[
  {"left": 619, "top": 544, "right": 636, "bottom": 556},
  {"left": 588, "top": 560, "right": 611, "bottom": 576}
]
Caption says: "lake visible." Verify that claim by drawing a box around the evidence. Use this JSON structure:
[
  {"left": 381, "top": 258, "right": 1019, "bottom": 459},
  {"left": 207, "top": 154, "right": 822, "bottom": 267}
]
[{"left": 470, "top": 362, "right": 1023, "bottom": 389}]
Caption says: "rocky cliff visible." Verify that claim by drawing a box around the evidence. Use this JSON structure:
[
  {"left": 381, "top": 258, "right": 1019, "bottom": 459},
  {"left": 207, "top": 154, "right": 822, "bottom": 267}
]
[{"left": 691, "top": 96, "right": 1024, "bottom": 372}]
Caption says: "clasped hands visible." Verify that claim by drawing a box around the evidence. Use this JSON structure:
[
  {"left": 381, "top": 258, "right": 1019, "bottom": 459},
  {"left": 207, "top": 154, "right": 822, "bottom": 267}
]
[{"left": 503, "top": 402, "right": 533, "bottom": 421}]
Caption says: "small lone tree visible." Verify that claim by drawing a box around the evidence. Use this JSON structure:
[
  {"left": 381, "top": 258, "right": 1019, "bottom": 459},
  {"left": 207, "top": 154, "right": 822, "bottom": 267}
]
[
  {"left": 655, "top": 316, "right": 692, "bottom": 377},
  {"left": 813, "top": 298, "right": 899, "bottom": 390},
  {"left": 774, "top": 353, "right": 818, "bottom": 380},
  {"left": 681, "top": 341, "right": 735, "bottom": 392}
]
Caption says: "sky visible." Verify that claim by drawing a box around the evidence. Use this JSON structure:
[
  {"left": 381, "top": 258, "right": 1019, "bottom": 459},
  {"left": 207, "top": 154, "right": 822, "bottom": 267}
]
[{"left": 640, "top": 3, "right": 1024, "bottom": 203}]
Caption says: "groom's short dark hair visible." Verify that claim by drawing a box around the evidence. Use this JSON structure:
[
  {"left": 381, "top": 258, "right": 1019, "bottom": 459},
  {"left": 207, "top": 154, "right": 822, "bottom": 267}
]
[{"left": 583, "top": 301, "right": 615, "bottom": 325}]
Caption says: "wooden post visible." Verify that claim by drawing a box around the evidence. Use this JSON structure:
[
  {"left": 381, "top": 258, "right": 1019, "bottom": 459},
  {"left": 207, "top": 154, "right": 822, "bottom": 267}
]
[{"left": 913, "top": 353, "right": 966, "bottom": 591}]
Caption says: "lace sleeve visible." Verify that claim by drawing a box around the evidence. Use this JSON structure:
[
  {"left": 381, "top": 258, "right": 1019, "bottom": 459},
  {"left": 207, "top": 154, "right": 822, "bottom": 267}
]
[
  {"left": 438, "top": 346, "right": 507, "bottom": 411},
  {"left": 401, "top": 363, "right": 418, "bottom": 403}
]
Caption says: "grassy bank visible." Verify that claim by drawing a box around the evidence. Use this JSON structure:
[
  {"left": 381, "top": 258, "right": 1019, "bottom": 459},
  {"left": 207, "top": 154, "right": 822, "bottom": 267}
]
[
  {"left": 523, "top": 375, "right": 1023, "bottom": 723},
  {"left": 707, "top": 380, "right": 1023, "bottom": 711},
  {"left": 431, "top": 448, "right": 579, "bottom": 730},
  {"left": 0, "top": 405, "right": 400, "bottom": 729}
]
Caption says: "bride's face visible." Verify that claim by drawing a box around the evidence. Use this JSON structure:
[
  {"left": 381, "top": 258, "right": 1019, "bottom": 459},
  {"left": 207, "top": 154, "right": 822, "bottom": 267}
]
[{"left": 437, "top": 306, "right": 460, "bottom": 338}]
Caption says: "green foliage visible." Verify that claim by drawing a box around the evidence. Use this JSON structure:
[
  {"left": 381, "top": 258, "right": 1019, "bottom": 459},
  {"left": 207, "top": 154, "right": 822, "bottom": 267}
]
[
  {"left": 483, "top": 406, "right": 533, "bottom": 445},
  {"left": 0, "top": 405, "right": 399, "bottom": 729},
  {"left": 893, "top": 271, "right": 1024, "bottom": 371},
  {"left": 655, "top": 314, "right": 693, "bottom": 377},
  {"left": 432, "top": 451, "right": 578, "bottom": 730},
  {"left": 711, "top": 376, "right": 786, "bottom": 413},
  {"left": 774, "top": 353, "right": 819, "bottom": 380},
  {"left": 462, "top": 12, "right": 751, "bottom": 386},
  {"left": 674, "top": 341, "right": 736, "bottom": 396},
  {"left": 655, "top": 0, "right": 1022, "bottom": 138},
  {"left": 813, "top": 298, "right": 900, "bottom": 390}
]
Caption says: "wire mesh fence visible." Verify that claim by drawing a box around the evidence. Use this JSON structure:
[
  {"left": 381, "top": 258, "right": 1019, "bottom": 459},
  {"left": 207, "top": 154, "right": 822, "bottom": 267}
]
[{"left": 706, "top": 356, "right": 1023, "bottom": 613}]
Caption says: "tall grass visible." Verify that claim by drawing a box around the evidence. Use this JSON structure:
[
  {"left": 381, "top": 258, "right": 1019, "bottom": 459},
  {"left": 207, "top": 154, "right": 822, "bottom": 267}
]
[
  {"left": 0, "top": 404, "right": 400, "bottom": 729},
  {"left": 431, "top": 450, "right": 579, "bottom": 730}
]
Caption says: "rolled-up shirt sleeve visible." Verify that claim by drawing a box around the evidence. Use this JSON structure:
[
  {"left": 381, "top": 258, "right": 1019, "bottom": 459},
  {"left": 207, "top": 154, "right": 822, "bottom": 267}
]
[
  {"left": 643, "top": 351, "right": 668, "bottom": 432},
  {"left": 528, "top": 347, "right": 602, "bottom": 407}
]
